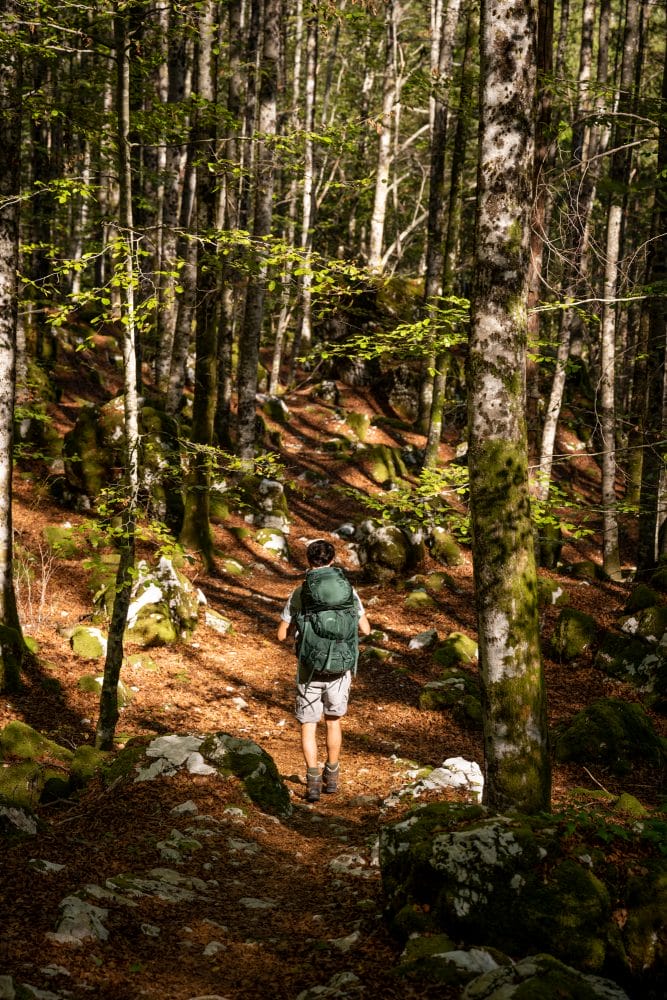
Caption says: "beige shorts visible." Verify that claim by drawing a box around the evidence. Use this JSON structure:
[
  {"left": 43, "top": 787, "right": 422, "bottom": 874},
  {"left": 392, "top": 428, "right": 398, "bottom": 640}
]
[{"left": 295, "top": 672, "right": 352, "bottom": 724}]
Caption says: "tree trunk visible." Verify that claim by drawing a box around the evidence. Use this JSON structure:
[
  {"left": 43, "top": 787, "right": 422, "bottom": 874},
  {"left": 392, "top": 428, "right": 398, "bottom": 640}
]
[
  {"left": 468, "top": 0, "right": 550, "bottom": 814},
  {"left": 156, "top": 4, "right": 193, "bottom": 394},
  {"left": 599, "top": 0, "right": 641, "bottom": 579},
  {"left": 535, "top": 0, "right": 611, "bottom": 504},
  {"left": 215, "top": 0, "right": 244, "bottom": 445},
  {"left": 180, "top": 0, "right": 218, "bottom": 568},
  {"left": 423, "top": 0, "right": 475, "bottom": 470},
  {"left": 96, "top": 6, "right": 141, "bottom": 749},
  {"left": 368, "top": 0, "right": 400, "bottom": 273},
  {"left": 419, "top": 0, "right": 462, "bottom": 433},
  {"left": 237, "top": 0, "right": 280, "bottom": 463},
  {"left": 636, "top": 23, "right": 667, "bottom": 571},
  {"left": 525, "top": 0, "right": 554, "bottom": 454},
  {"left": 0, "top": 0, "right": 26, "bottom": 692},
  {"left": 296, "top": 4, "right": 318, "bottom": 353}
]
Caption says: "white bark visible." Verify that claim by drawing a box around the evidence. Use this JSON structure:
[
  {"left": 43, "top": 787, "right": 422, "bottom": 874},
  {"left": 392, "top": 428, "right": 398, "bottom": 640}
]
[{"left": 368, "top": 0, "right": 400, "bottom": 273}]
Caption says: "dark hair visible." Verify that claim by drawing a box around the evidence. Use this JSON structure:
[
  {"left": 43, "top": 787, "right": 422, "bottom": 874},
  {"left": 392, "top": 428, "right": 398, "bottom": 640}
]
[{"left": 306, "top": 539, "right": 335, "bottom": 567}]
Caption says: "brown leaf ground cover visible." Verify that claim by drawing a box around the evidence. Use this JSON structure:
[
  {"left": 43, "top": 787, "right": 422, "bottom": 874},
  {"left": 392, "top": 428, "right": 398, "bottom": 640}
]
[{"left": 1, "top": 360, "right": 665, "bottom": 999}]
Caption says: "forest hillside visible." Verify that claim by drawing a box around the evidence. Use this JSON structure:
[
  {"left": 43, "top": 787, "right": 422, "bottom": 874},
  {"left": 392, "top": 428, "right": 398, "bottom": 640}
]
[{"left": 1, "top": 333, "right": 665, "bottom": 1000}]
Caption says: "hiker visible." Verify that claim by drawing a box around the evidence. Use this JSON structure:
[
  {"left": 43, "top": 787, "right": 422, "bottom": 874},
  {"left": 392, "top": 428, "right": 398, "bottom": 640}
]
[{"left": 277, "top": 538, "right": 371, "bottom": 803}]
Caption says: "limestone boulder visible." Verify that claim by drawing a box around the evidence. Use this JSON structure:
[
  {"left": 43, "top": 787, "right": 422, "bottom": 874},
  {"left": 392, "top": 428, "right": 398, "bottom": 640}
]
[
  {"left": 553, "top": 697, "right": 667, "bottom": 775},
  {"left": 380, "top": 800, "right": 667, "bottom": 993},
  {"left": 462, "top": 953, "right": 631, "bottom": 1000},
  {"left": 356, "top": 520, "right": 422, "bottom": 583},
  {"left": 551, "top": 607, "right": 597, "bottom": 660}
]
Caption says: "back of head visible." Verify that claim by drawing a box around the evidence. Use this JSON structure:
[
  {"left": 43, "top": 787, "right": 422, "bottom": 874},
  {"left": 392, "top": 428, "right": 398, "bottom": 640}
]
[{"left": 306, "top": 539, "right": 335, "bottom": 567}]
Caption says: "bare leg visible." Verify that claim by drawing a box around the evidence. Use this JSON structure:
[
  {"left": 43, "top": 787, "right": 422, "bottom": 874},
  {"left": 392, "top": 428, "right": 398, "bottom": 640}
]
[
  {"left": 324, "top": 716, "right": 342, "bottom": 766},
  {"left": 301, "top": 722, "right": 319, "bottom": 768}
]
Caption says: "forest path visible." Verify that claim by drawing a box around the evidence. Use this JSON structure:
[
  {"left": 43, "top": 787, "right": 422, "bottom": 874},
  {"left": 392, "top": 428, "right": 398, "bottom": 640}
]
[{"left": 1, "top": 381, "right": 640, "bottom": 999}]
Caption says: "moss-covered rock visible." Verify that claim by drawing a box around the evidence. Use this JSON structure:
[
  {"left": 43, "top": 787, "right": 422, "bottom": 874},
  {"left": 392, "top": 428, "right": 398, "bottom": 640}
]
[
  {"left": 0, "top": 720, "right": 74, "bottom": 765},
  {"left": 77, "top": 674, "right": 133, "bottom": 708},
  {"left": 345, "top": 409, "right": 371, "bottom": 442},
  {"left": 255, "top": 527, "right": 289, "bottom": 559},
  {"left": 219, "top": 557, "right": 247, "bottom": 577},
  {"left": 551, "top": 607, "right": 597, "bottom": 660},
  {"left": 461, "top": 953, "right": 631, "bottom": 1000},
  {"left": 625, "top": 584, "right": 663, "bottom": 613},
  {"left": 594, "top": 631, "right": 663, "bottom": 692},
  {"left": 405, "top": 589, "right": 436, "bottom": 610},
  {"left": 429, "top": 527, "right": 463, "bottom": 566},
  {"left": 620, "top": 604, "right": 667, "bottom": 644},
  {"left": 568, "top": 560, "right": 599, "bottom": 581},
  {"left": 0, "top": 797, "right": 39, "bottom": 837},
  {"left": 379, "top": 801, "right": 663, "bottom": 986},
  {"left": 70, "top": 745, "right": 110, "bottom": 788},
  {"left": 433, "top": 632, "right": 478, "bottom": 668},
  {"left": 362, "top": 444, "right": 409, "bottom": 485},
  {"left": 262, "top": 394, "right": 290, "bottom": 424},
  {"left": 70, "top": 625, "right": 107, "bottom": 659},
  {"left": 124, "top": 556, "right": 200, "bottom": 647},
  {"left": 419, "top": 668, "right": 482, "bottom": 727},
  {"left": 538, "top": 577, "right": 570, "bottom": 607},
  {"left": 234, "top": 474, "right": 291, "bottom": 532},
  {"left": 200, "top": 732, "right": 292, "bottom": 818},
  {"left": 0, "top": 760, "right": 71, "bottom": 808},
  {"left": 553, "top": 698, "right": 667, "bottom": 775},
  {"left": 357, "top": 520, "right": 421, "bottom": 583}
]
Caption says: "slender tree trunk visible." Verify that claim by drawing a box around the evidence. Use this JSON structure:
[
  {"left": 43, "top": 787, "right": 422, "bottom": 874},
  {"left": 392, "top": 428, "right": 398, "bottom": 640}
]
[
  {"left": 238, "top": 0, "right": 261, "bottom": 233},
  {"left": 166, "top": 147, "right": 197, "bottom": 416},
  {"left": 423, "top": 0, "right": 475, "bottom": 470},
  {"left": 368, "top": 0, "right": 400, "bottom": 273},
  {"left": 536, "top": 0, "right": 611, "bottom": 504},
  {"left": 468, "top": 0, "right": 550, "bottom": 815},
  {"left": 525, "top": 0, "right": 554, "bottom": 453},
  {"left": 180, "top": 0, "right": 218, "bottom": 567},
  {"left": 287, "top": 1, "right": 319, "bottom": 380},
  {"left": 96, "top": 6, "right": 141, "bottom": 749},
  {"left": 156, "top": 5, "right": 192, "bottom": 394},
  {"left": 215, "top": 0, "right": 244, "bottom": 446},
  {"left": 274, "top": 0, "right": 304, "bottom": 392},
  {"left": 419, "top": 0, "right": 461, "bottom": 433},
  {"left": 237, "top": 0, "right": 280, "bottom": 463},
  {"left": 0, "top": 0, "right": 26, "bottom": 692},
  {"left": 599, "top": 0, "right": 641, "bottom": 579},
  {"left": 296, "top": 4, "right": 318, "bottom": 353},
  {"left": 636, "top": 24, "right": 667, "bottom": 571}
]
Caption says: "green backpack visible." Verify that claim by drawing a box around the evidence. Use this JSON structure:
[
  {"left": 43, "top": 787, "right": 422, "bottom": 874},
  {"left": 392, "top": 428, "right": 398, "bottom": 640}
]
[{"left": 296, "top": 566, "right": 359, "bottom": 679}]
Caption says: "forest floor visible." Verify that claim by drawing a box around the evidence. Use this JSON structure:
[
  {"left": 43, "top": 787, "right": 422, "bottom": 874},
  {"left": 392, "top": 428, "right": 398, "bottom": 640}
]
[{"left": 1, "top": 351, "right": 664, "bottom": 1000}]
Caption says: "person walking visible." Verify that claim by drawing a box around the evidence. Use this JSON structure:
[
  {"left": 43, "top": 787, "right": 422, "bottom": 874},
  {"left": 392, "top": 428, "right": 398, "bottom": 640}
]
[{"left": 277, "top": 539, "right": 371, "bottom": 802}]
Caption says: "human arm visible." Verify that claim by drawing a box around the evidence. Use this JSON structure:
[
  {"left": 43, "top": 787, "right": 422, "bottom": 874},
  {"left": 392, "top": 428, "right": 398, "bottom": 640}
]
[
  {"left": 277, "top": 619, "right": 291, "bottom": 642},
  {"left": 358, "top": 613, "right": 371, "bottom": 636}
]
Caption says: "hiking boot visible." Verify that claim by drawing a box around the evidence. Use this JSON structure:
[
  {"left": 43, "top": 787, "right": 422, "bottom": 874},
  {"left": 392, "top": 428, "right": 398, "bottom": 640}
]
[
  {"left": 305, "top": 771, "right": 322, "bottom": 803},
  {"left": 323, "top": 764, "right": 339, "bottom": 794}
]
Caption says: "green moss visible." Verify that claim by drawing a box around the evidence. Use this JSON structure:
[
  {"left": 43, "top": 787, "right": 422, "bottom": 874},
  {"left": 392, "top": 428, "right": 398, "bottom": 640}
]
[
  {"left": 433, "top": 632, "right": 478, "bottom": 667},
  {"left": 405, "top": 590, "right": 436, "bottom": 610},
  {"left": 554, "top": 698, "right": 666, "bottom": 774},
  {"left": 70, "top": 625, "right": 107, "bottom": 659},
  {"left": 345, "top": 409, "right": 371, "bottom": 442},
  {"left": 43, "top": 524, "right": 80, "bottom": 558},
  {"left": 551, "top": 607, "right": 597, "bottom": 661},
  {"left": 625, "top": 584, "right": 662, "bottom": 612},
  {"left": 0, "top": 720, "right": 73, "bottom": 764}
]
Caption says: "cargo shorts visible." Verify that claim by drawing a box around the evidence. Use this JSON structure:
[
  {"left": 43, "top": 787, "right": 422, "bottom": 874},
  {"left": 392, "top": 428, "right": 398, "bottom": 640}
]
[{"left": 295, "top": 671, "right": 352, "bottom": 724}]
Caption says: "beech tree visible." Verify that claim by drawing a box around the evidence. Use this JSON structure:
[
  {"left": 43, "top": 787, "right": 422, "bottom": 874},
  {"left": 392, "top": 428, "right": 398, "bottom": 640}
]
[
  {"left": 467, "top": 0, "right": 551, "bottom": 813},
  {"left": 96, "top": 2, "right": 141, "bottom": 749},
  {"left": 0, "top": 0, "right": 27, "bottom": 692}
]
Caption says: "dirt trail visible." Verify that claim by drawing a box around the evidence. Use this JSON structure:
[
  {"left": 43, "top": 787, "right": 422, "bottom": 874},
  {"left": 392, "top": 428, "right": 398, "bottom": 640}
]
[{"left": 1, "top": 381, "right": 654, "bottom": 999}]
